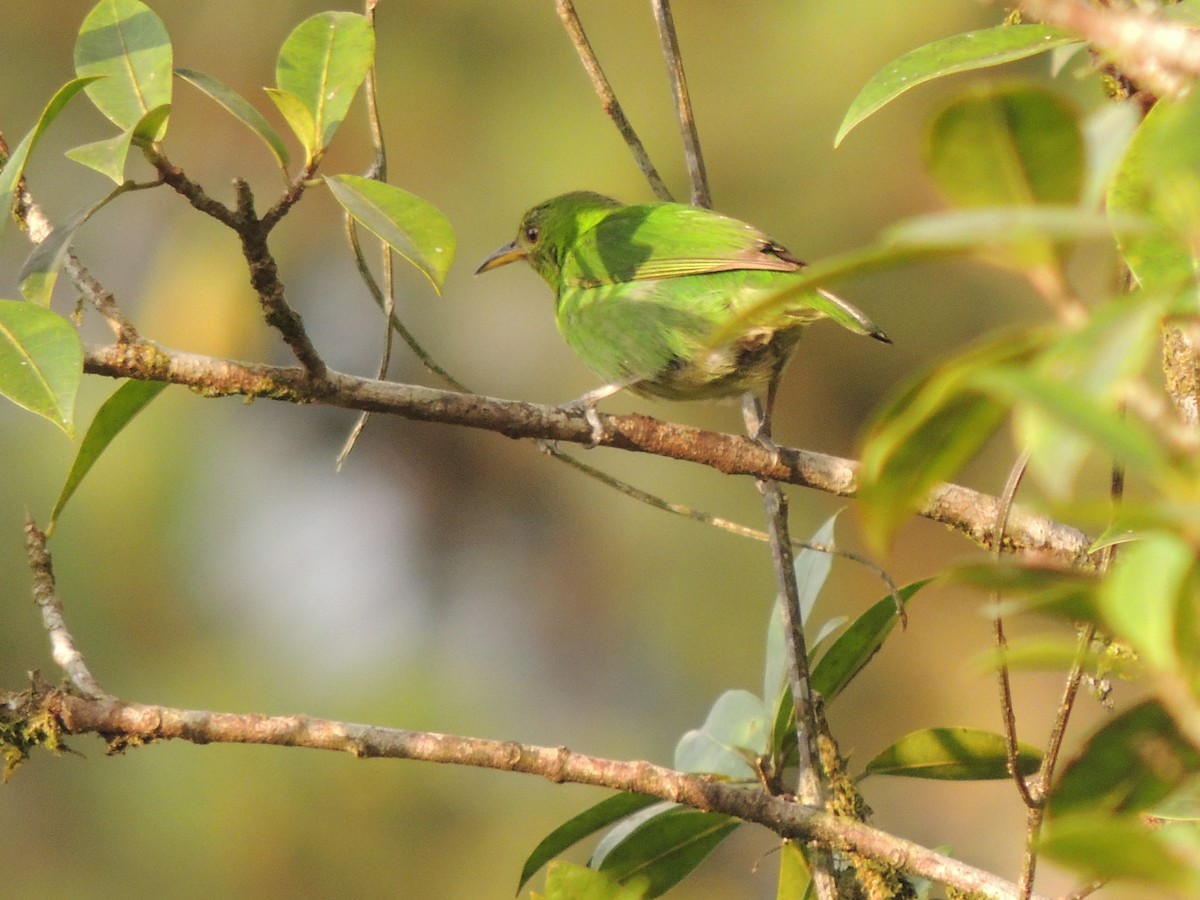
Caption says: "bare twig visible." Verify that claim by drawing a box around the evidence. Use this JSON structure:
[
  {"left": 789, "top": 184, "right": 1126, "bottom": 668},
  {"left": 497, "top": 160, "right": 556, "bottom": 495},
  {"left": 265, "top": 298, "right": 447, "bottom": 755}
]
[
  {"left": 338, "top": 1, "right": 394, "bottom": 469},
  {"left": 23, "top": 515, "right": 110, "bottom": 700},
  {"left": 39, "top": 687, "right": 1045, "bottom": 900},
  {"left": 651, "top": 0, "right": 710, "bottom": 207},
  {"left": 81, "top": 340, "right": 1099, "bottom": 564},
  {"left": 991, "top": 451, "right": 1039, "bottom": 814},
  {"left": 554, "top": 0, "right": 674, "bottom": 201},
  {"left": 761, "top": 481, "right": 837, "bottom": 899}
]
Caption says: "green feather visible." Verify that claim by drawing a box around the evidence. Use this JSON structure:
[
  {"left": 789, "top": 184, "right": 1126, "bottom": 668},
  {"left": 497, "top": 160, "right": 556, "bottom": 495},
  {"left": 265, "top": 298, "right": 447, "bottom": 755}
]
[{"left": 478, "top": 191, "right": 890, "bottom": 401}]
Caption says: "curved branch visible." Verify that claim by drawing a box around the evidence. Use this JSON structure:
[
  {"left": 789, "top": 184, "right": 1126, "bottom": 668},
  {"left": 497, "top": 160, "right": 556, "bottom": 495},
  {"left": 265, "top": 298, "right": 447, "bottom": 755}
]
[
  {"left": 83, "top": 341, "right": 1096, "bottom": 564},
  {"left": 44, "top": 689, "right": 1043, "bottom": 900}
]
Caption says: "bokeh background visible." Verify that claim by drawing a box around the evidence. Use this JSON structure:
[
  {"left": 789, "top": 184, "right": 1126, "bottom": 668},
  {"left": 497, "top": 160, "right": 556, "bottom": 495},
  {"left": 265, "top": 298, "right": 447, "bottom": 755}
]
[{"left": 0, "top": 2, "right": 1135, "bottom": 897}]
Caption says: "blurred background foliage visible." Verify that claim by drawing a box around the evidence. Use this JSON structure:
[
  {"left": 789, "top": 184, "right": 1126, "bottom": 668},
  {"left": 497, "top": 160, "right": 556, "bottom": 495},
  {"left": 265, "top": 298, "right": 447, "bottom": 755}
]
[{"left": 0, "top": 1, "right": 1126, "bottom": 897}]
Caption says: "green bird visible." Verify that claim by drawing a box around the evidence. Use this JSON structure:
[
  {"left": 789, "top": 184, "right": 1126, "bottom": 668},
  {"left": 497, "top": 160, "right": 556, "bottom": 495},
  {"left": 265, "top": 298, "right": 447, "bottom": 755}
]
[{"left": 477, "top": 191, "right": 890, "bottom": 447}]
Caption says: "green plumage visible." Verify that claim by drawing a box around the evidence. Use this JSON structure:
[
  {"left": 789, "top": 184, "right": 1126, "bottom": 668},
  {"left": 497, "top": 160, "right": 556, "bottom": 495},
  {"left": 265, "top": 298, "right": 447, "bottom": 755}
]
[{"left": 477, "top": 191, "right": 889, "bottom": 401}]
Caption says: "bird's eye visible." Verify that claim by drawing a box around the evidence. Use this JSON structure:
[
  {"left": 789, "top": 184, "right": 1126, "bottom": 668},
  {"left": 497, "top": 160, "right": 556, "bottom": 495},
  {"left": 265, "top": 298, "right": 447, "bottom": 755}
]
[{"left": 524, "top": 225, "right": 540, "bottom": 243}]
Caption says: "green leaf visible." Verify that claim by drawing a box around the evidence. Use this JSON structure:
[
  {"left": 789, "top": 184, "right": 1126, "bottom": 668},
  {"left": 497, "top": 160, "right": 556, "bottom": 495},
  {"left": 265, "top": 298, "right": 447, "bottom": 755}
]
[
  {"left": 274, "top": 11, "right": 374, "bottom": 162},
  {"left": 775, "top": 841, "right": 810, "bottom": 900},
  {"left": 884, "top": 205, "right": 1135, "bottom": 251},
  {"left": 518, "top": 793, "right": 662, "bottom": 895},
  {"left": 0, "top": 77, "right": 102, "bottom": 241},
  {"left": 764, "top": 515, "right": 839, "bottom": 705},
  {"left": 47, "top": 379, "right": 168, "bottom": 536},
  {"left": 674, "top": 689, "right": 768, "bottom": 779},
  {"left": 0, "top": 300, "right": 83, "bottom": 436},
  {"left": 64, "top": 104, "right": 171, "bottom": 185},
  {"left": 325, "top": 174, "right": 456, "bottom": 292},
  {"left": 540, "top": 860, "right": 650, "bottom": 900},
  {"left": 927, "top": 83, "right": 1083, "bottom": 208},
  {"left": 1040, "top": 813, "right": 1197, "bottom": 891},
  {"left": 174, "top": 67, "right": 290, "bottom": 170},
  {"left": 836, "top": 25, "right": 1077, "bottom": 147},
  {"left": 1108, "top": 88, "right": 1200, "bottom": 292},
  {"left": 1050, "top": 699, "right": 1200, "bottom": 817},
  {"left": 74, "top": 0, "right": 173, "bottom": 138},
  {"left": 969, "top": 365, "right": 1175, "bottom": 488},
  {"left": 19, "top": 183, "right": 132, "bottom": 305},
  {"left": 926, "top": 83, "right": 1084, "bottom": 271},
  {"left": 943, "top": 560, "right": 1099, "bottom": 622},
  {"left": 1098, "top": 533, "right": 1197, "bottom": 674},
  {"left": 863, "top": 726, "right": 1041, "bottom": 780},
  {"left": 858, "top": 329, "right": 1048, "bottom": 549},
  {"left": 811, "top": 580, "right": 929, "bottom": 703},
  {"left": 592, "top": 806, "right": 738, "bottom": 897},
  {"left": 263, "top": 88, "right": 316, "bottom": 160}
]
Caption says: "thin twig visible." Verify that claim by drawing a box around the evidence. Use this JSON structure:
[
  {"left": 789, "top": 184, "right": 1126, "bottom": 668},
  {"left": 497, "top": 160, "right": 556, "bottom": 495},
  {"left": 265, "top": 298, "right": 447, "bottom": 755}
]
[
  {"left": 760, "top": 481, "right": 837, "bottom": 899},
  {"left": 553, "top": 0, "right": 674, "bottom": 201},
  {"left": 24, "top": 514, "right": 110, "bottom": 700},
  {"left": 651, "top": 0, "right": 710, "bottom": 207},
  {"left": 991, "top": 450, "right": 1039, "bottom": 813},
  {"left": 338, "top": 0, "right": 395, "bottom": 470}
]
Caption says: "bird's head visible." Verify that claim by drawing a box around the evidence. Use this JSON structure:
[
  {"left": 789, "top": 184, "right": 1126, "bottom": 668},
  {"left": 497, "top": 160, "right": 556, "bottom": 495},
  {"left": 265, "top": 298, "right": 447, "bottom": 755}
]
[{"left": 476, "top": 191, "right": 622, "bottom": 287}]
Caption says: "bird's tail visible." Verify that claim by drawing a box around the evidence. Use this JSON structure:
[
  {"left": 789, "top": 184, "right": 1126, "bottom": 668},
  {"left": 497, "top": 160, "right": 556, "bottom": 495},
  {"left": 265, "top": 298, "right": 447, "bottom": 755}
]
[{"left": 812, "top": 288, "right": 891, "bottom": 344}]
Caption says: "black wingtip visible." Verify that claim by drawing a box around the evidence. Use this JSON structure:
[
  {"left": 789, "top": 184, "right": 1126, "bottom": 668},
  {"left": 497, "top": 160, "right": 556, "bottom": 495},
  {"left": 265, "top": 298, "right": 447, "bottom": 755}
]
[{"left": 871, "top": 328, "right": 893, "bottom": 345}]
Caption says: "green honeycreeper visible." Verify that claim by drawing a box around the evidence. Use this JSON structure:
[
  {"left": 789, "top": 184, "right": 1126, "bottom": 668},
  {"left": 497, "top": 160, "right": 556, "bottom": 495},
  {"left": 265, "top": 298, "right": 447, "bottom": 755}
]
[{"left": 477, "top": 191, "right": 890, "bottom": 446}]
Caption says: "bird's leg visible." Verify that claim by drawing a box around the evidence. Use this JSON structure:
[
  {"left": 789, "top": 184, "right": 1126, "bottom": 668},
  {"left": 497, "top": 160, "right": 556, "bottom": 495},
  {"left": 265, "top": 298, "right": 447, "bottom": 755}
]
[
  {"left": 742, "top": 376, "right": 783, "bottom": 466},
  {"left": 561, "top": 377, "right": 640, "bottom": 447}
]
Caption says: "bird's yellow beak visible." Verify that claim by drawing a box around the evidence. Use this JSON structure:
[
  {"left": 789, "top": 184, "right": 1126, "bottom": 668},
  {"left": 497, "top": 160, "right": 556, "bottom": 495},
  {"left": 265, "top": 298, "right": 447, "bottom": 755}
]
[{"left": 475, "top": 240, "right": 526, "bottom": 274}]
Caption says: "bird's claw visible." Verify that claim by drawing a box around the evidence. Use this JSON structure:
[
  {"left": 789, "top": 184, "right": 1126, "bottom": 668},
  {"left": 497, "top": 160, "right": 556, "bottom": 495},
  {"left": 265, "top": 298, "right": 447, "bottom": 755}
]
[{"left": 559, "top": 398, "right": 605, "bottom": 447}]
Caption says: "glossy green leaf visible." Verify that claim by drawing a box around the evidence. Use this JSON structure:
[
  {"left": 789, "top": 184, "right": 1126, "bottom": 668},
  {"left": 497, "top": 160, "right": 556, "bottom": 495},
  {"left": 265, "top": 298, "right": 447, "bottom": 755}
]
[
  {"left": 674, "top": 689, "right": 767, "bottom": 780},
  {"left": 1081, "top": 101, "right": 1141, "bottom": 209},
  {"left": 539, "top": 860, "right": 650, "bottom": 900},
  {"left": 1098, "top": 533, "right": 1197, "bottom": 674},
  {"left": 518, "top": 793, "right": 661, "bottom": 895},
  {"left": 811, "top": 580, "right": 929, "bottom": 703},
  {"left": 592, "top": 806, "right": 738, "bottom": 897},
  {"left": 837, "top": 25, "right": 1076, "bottom": 146},
  {"left": 0, "top": 77, "right": 101, "bottom": 241},
  {"left": 74, "top": 0, "right": 172, "bottom": 138},
  {"left": 1108, "top": 88, "right": 1200, "bottom": 292},
  {"left": 927, "top": 84, "right": 1083, "bottom": 208},
  {"left": 863, "top": 726, "right": 1041, "bottom": 780},
  {"left": 47, "top": 379, "right": 168, "bottom": 536},
  {"left": 325, "top": 174, "right": 456, "bottom": 292},
  {"left": 1050, "top": 699, "right": 1200, "bottom": 817},
  {"left": 274, "top": 11, "right": 373, "bottom": 161},
  {"left": 0, "top": 300, "right": 83, "bottom": 436},
  {"left": 1040, "top": 813, "right": 1196, "bottom": 891},
  {"left": 175, "top": 67, "right": 289, "bottom": 170}
]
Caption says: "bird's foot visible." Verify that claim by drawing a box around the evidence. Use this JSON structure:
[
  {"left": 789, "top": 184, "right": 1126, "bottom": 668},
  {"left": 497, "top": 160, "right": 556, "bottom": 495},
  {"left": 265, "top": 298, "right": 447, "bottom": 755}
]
[
  {"left": 741, "top": 392, "right": 783, "bottom": 467},
  {"left": 561, "top": 379, "right": 639, "bottom": 448}
]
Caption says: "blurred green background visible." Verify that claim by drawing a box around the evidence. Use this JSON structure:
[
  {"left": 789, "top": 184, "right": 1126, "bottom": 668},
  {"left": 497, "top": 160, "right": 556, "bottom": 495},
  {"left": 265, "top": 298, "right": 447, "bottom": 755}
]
[{"left": 0, "top": 2, "right": 1133, "bottom": 897}]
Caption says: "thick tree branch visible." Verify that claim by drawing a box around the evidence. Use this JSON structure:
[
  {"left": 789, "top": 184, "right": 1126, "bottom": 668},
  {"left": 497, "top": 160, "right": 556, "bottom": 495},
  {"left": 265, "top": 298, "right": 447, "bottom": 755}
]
[
  {"left": 35, "top": 688, "right": 1042, "bottom": 900},
  {"left": 82, "top": 341, "right": 1096, "bottom": 564}
]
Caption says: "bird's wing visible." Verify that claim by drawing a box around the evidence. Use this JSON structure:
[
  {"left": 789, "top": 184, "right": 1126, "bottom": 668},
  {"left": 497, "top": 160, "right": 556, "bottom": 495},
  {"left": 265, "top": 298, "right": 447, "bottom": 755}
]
[{"left": 560, "top": 202, "right": 803, "bottom": 288}]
